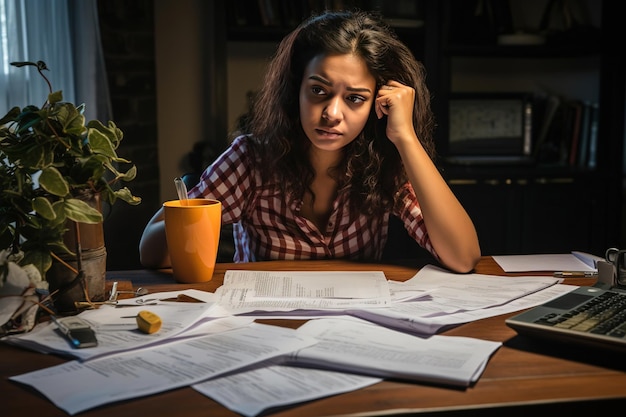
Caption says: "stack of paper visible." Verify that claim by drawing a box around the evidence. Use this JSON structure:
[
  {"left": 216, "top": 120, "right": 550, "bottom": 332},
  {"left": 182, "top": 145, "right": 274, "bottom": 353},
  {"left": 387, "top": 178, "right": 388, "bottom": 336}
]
[
  {"left": 349, "top": 265, "right": 570, "bottom": 335},
  {"left": 3, "top": 266, "right": 574, "bottom": 416}
]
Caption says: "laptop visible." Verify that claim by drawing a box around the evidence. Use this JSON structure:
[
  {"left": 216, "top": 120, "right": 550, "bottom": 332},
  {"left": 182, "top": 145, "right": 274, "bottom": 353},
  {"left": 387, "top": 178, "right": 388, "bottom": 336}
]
[{"left": 505, "top": 284, "right": 626, "bottom": 352}]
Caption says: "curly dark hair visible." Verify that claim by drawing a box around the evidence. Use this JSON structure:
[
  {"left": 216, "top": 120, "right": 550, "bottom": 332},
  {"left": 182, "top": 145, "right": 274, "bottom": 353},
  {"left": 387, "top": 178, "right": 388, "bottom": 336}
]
[{"left": 246, "top": 9, "right": 436, "bottom": 216}]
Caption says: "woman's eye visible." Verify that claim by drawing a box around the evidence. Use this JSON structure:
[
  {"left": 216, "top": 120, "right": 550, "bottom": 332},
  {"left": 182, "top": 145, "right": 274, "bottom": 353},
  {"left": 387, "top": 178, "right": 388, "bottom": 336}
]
[
  {"left": 311, "top": 86, "right": 325, "bottom": 96},
  {"left": 348, "top": 95, "right": 366, "bottom": 104}
]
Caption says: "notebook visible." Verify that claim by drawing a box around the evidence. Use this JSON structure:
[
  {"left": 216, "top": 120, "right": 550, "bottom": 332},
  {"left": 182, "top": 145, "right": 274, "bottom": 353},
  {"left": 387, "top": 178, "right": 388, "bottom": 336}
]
[{"left": 505, "top": 284, "right": 626, "bottom": 352}]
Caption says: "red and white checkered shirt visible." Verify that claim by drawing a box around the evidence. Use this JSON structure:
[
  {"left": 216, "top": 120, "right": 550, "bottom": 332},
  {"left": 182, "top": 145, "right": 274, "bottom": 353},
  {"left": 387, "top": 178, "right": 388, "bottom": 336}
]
[{"left": 188, "top": 135, "right": 435, "bottom": 262}]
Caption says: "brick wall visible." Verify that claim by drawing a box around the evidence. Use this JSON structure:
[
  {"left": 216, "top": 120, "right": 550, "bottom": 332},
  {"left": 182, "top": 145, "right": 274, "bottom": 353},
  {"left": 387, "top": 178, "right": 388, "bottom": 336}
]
[{"left": 97, "top": 0, "right": 160, "bottom": 270}]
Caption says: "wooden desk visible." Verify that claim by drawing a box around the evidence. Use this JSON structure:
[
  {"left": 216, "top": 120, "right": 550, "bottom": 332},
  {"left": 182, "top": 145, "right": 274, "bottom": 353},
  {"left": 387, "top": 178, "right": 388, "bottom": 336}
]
[{"left": 2, "top": 257, "right": 625, "bottom": 416}]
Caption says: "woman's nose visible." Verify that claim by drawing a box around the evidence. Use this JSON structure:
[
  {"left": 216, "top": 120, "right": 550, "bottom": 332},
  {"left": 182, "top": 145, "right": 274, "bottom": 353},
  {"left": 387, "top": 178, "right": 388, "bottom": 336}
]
[{"left": 323, "top": 97, "right": 343, "bottom": 122}]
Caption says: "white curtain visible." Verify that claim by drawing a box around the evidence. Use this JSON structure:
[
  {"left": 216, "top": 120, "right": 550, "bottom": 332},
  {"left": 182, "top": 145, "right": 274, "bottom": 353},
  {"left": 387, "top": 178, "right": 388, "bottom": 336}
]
[{"left": 0, "top": 0, "right": 110, "bottom": 122}]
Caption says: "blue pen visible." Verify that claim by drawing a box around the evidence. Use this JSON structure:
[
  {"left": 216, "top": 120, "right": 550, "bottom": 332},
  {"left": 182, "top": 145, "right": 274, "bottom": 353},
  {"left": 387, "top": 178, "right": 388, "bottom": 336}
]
[
  {"left": 51, "top": 315, "right": 81, "bottom": 347},
  {"left": 51, "top": 315, "right": 98, "bottom": 348}
]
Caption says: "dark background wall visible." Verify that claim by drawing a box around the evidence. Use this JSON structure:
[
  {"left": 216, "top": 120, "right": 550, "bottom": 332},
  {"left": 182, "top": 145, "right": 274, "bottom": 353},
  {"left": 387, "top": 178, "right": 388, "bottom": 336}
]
[
  {"left": 97, "top": 0, "right": 159, "bottom": 270},
  {"left": 94, "top": 0, "right": 625, "bottom": 270}
]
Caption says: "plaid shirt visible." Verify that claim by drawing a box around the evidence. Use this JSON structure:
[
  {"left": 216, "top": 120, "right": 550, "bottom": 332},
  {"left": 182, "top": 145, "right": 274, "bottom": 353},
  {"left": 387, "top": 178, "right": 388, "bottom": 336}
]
[{"left": 188, "top": 135, "right": 435, "bottom": 262}]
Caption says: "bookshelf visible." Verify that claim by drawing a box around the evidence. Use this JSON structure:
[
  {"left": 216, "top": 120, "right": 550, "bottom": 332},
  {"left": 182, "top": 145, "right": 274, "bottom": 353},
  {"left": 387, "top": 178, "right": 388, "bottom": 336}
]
[
  {"left": 214, "top": 0, "right": 624, "bottom": 256},
  {"left": 426, "top": 0, "right": 624, "bottom": 256}
]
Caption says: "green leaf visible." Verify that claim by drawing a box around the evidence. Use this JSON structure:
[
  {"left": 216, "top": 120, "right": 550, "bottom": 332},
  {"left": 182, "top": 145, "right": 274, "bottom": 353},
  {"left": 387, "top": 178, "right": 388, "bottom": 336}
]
[
  {"left": 32, "top": 196, "right": 56, "bottom": 220},
  {"left": 113, "top": 187, "right": 142, "bottom": 205},
  {"left": 104, "top": 163, "right": 137, "bottom": 182},
  {"left": 87, "top": 120, "right": 123, "bottom": 148},
  {"left": 0, "top": 106, "right": 20, "bottom": 125},
  {"left": 48, "top": 90, "right": 63, "bottom": 105},
  {"left": 56, "top": 103, "right": 86, "bottom": 137},
  {"left": 119, "top": 165, "right": 137, "bottom": 182},
  {"left": 21, "top": 249, "right": 52, "bottom": 277},
  {"left": 10, "top": 143, "right": 46, "bottom": 168},
  {"left": 63, "top": 198, "right": 103, "bottom": 224},
  {"left": 39, "top": 166, "right": 70, "bottom": 197},
  {"left": 48, "top": 200, "right": 68, "bottom": 228},
  {"left": 87, "top": 128, "right": 117, "bottom": 159}
]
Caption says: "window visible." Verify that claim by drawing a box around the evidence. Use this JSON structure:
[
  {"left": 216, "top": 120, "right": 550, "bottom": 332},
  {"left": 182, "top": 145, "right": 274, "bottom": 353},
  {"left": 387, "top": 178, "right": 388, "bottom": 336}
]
[{"left": 0, "top": 0, "right": 109, "bottom": 122}]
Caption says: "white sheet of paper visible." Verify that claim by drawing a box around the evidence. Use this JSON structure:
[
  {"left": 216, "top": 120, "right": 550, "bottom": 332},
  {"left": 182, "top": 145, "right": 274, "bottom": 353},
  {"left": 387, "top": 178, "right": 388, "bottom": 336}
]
[
  {"left": 492, "top": 252, "right": 602, "bottom": 272},
  {"left": 225, "top": 266, "right": 565, "bottom": 328},
  {"left": 193, "top": 363, "right": 381, "bottom": 417},
  {"left": 3, "top": 289, "right": 229, "bottom": 361},
  {"left": 352, "top": 283, "right": 577, "bottom": 335},
  {"left": 216, "top": 270, "right": 391, "bottom": 313},
  {"left": 10, "top": 322, "right": 318, "bottom": 415},
  {"left": 289, "top": 317, "right": 501, "bottom": 387},
  {"left": 396, "top": 265, "right": 561, "bottom": 312}
]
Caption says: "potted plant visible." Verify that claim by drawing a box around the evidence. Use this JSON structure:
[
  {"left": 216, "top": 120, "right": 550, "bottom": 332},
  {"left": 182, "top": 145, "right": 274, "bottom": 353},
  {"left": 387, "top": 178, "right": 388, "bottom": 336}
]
[{"left": 0, "top": 60, "right": 141, "bottom": 314}]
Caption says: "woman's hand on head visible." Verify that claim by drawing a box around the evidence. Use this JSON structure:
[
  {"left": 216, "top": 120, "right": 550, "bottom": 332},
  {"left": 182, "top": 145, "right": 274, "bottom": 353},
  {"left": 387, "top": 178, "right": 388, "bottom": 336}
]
[{"left": 375, "top": 80, "right": 416, "bottom": 144}]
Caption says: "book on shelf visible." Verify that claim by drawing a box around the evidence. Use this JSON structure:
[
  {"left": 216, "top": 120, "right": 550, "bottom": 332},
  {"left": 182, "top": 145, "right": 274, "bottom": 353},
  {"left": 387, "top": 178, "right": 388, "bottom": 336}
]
[
  {"left": 576, "top": 101, "right": 592, "bottom": 168},
  {"left": 533, "top": 94, "right": 561, "bottom": 163},
  {"left": 534, "top": 94, "right": 564, "bottom": 164},
  {"left": 564, "top": 99, "right": 583, "bottom": 166},
  {"left": 586, "top": 103, "right": 599, "bottom": 169},
  {"left": 257, "top": 0, "right": 282, "bottom": 27},
  {"left": 533, "top": 94, "right": 598, "bottom": 169}
]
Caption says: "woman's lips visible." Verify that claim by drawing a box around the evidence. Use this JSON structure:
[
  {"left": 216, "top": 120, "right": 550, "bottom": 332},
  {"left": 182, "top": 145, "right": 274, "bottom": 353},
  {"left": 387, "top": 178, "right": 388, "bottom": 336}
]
[{"left": 315, "top": 129, "right": 342, "bottom": 139}]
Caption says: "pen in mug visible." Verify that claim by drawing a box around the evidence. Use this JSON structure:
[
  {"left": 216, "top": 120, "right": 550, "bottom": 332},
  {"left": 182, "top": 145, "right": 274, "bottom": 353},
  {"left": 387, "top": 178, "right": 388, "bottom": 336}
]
[
  {"left": 553, "top": 271, "right": 598, "bottom": 278},
  {"left": 174, "top": 177, "right": 188, "bottom": 203}
]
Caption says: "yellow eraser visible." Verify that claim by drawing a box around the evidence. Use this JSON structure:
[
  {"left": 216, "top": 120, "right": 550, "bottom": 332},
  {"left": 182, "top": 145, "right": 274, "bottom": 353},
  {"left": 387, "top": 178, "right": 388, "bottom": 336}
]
[{"left": 136, "top": 310, "right": 162, "bottom": 334}]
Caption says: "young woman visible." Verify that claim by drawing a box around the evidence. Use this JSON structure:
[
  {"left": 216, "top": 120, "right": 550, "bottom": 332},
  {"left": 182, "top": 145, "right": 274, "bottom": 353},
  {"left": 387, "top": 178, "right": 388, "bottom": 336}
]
[{"left": 139, "top": 10, "right": 481, "bottom": 273}]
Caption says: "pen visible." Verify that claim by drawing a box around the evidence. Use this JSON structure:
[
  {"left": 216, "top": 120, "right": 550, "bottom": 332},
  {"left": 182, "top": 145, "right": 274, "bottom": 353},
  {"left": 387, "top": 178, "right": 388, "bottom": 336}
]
[
  {"left": 553, "top": 271, "right": 598, "bottom": 278},
  {"left": 108, "top": 281, "right": 118, "bottom": 301},
  {"left": 174, "top": 177, "right": 188, "bottom": 203},
  {"left": 50, "top": 315, "right": 81, "bottom": 347}
]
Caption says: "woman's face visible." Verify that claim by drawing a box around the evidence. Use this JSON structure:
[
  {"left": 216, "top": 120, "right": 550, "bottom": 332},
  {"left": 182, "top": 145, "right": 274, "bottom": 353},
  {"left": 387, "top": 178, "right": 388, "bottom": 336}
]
[{"left": 299, "top": 53, "right": 376, "bottom": 153}]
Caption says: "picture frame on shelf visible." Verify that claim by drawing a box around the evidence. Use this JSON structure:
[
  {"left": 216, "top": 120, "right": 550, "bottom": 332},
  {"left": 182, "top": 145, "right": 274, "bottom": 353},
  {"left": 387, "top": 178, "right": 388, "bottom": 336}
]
[{"left": 446, "top": 92, "right": 534, "bottom": 165}]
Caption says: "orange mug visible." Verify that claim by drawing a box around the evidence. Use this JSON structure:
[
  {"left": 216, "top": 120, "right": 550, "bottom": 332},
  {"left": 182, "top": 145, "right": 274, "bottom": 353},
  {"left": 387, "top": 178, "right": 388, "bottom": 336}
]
[{"left": 163, "top": 199, "right": 222, "bottom": 283}]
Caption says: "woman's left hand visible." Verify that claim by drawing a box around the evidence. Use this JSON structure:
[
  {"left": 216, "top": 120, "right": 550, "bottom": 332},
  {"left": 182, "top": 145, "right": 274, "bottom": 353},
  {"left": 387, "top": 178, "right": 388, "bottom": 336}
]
[{"left": 375, "top": 80, "right": 416, "bottom": 144}]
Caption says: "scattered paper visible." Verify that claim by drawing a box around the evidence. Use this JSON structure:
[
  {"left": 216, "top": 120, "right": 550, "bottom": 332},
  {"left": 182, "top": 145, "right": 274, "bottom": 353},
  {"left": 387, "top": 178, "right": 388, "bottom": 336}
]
[
  {"left": 4, "top": 265, "right": 584, "bottom": 416},
  {"left": 352, "top": 283, "right": 577, "bottom": 335},
  {"left": 289, "top": 317, "right": 501, "bottom": 387},
  {"left": 194, "top": 363, "right": 381, "bottom": 417},
  {"left": 492, "top": 252, "right": 603, "bottom": 272},
  {"left": 3, "top": 289, "right": 231, "bottom": 361},
  {"left": 10, "top": 323, "right": 318, "bottom": 415},
  {"left": 216, "top": 270, "right": 391, "bottom": 313}
]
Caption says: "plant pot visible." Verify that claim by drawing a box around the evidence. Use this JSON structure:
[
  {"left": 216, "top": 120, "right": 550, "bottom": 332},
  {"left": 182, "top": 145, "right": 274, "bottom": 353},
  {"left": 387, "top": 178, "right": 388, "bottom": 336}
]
[
  {"left": 47, "top": 246, "right": 107, "bottom": 313},
  {"left": 47, "top": 192, "right": 107, "bottom": 313},
  {"left": 63, "top": 192, "right": 105, "bottom": 250}
]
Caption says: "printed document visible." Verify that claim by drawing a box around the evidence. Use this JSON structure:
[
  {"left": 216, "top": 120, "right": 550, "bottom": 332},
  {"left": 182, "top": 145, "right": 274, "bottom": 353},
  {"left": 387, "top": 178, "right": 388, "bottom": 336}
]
[
  {"left": 288, "top": 317, "right": 501, "bottom": 387},
  {"left": 194, "top": 363, "right": 382, "bottom": 417},
  {"left": 216, "top": 270, "right": 391, "bottom": 313},
  {"left": 3, "top": 289, "right": 232, "bottom": 361},
  {"left": 386, "top": 265, "right": 562, "bottom": 312},
  {"left": 193, "top": 316, "right": 501, "bottom": 415},
  {"left": 349, "top": 265, "right": 567, "bottom": 335},
  {"left": 10, "top": 322, "right": 318, "bottom": 415},
  {"left": 352, "top": 283, "right": 577, "bottom": 335}
]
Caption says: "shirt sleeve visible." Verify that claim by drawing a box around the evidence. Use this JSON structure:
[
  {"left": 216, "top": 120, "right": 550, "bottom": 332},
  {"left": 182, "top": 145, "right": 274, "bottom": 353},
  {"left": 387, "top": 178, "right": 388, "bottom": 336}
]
[
  {"left": 187, "top": 135, "right": 255, "bottom": 224},
  {"left": 393, "top": 182, "right": 438, "bottom": 260}
]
